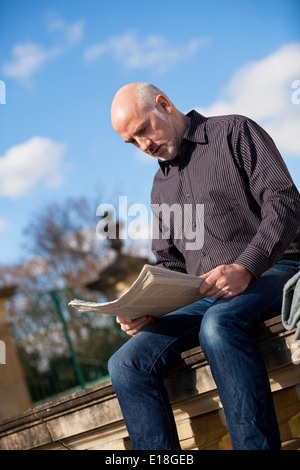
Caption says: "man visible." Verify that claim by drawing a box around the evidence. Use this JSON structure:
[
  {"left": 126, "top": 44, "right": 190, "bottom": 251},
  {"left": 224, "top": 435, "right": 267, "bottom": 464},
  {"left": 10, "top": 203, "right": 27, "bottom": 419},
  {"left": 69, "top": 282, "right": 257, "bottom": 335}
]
[{"left": 108, "top": 82, "right": 300, "bottom": 450}]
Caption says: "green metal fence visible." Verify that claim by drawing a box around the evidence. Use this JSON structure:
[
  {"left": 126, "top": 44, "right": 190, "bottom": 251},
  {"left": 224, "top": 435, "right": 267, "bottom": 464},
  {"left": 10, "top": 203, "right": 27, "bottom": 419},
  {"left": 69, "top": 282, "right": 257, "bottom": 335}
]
[{"left": 11, "top": 289, "right": 127, "bottom": 405}]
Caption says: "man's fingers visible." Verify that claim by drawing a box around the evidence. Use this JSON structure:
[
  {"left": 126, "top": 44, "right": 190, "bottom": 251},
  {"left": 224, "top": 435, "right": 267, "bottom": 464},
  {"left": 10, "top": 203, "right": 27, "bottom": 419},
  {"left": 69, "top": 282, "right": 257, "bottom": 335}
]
[
  {"left": 116, "top": 316, "right": 134, "bottom": 325},
  {"left": 199, "top": 270, "right": 220, "bottom": 295},
  {"left": 199, "top": 271, "right": 212, "bottom": 279},
  {"left": 116, "top": 315, "right": 154, "bottom": 336},
  {"left": 199, "top": 263, "right": 254, "bottom": 299}
]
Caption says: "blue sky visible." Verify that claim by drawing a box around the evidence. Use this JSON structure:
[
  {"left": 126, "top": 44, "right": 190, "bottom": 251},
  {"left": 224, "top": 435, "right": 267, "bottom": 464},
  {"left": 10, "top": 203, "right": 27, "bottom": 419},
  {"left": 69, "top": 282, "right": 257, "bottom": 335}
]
[{"left": 0, "top": 0, "right": 299, "bottom": 266}]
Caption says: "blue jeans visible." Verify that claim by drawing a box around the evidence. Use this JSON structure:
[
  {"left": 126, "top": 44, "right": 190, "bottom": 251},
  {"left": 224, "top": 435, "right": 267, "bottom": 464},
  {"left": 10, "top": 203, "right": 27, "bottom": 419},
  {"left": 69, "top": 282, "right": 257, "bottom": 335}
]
[{"left": 108, "top": 260, "right": 300, "bottom": 450}]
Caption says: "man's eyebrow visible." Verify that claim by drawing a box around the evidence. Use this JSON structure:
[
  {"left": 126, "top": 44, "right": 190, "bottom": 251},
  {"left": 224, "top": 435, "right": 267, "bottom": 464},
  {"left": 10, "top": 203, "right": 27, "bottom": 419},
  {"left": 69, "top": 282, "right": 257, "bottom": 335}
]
[
  {"left": 134, "top": 119, "right": 149, "bottom": 134},
  {"left": 124, "top": 119, "right": 150, "bottom": 143}
]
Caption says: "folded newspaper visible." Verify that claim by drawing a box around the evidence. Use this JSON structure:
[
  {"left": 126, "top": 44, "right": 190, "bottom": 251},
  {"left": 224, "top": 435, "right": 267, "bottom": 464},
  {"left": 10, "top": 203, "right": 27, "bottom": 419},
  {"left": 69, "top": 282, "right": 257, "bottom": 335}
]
[{"left": 69, "top": 264, "right": 204, "bottom": 319}]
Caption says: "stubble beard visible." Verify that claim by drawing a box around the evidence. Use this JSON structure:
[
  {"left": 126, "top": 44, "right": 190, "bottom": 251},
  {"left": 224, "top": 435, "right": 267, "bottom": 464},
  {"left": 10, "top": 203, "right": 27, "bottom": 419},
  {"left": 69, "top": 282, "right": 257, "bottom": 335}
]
[
  {"left": 158, "top": 134, "right": 181, "bottom": 161},
  {"left": 154, "top": 112, "right": 182, "bottom": 161}
]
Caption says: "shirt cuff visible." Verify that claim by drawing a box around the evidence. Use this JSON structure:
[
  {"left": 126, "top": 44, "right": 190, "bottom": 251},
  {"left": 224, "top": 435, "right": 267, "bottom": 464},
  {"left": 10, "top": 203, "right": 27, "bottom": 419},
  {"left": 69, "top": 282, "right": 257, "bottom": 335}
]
[{"left": 234, "top": 245, "right": 273, "bottom": 279}]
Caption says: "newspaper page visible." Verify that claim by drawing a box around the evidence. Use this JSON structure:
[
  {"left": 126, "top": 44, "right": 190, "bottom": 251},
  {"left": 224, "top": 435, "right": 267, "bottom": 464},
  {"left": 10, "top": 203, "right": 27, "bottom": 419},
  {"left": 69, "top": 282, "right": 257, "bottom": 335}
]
[{"left": 69, "top": 265, "right": 204, "bottom": 319}]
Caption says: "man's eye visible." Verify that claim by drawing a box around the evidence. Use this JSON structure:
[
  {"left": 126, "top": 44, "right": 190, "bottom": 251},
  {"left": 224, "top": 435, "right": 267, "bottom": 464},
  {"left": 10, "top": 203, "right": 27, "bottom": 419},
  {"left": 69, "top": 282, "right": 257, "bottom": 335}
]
[{"left": 139, "top": 125, "right": 147, "bottom": 135}]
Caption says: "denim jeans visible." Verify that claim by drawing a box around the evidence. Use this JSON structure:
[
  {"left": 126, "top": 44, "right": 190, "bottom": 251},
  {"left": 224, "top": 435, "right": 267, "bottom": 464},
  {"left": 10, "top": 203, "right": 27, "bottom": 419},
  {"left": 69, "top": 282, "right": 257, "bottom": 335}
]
[{"left": 108, "top": 260, "right": 300, "bottom": 450}]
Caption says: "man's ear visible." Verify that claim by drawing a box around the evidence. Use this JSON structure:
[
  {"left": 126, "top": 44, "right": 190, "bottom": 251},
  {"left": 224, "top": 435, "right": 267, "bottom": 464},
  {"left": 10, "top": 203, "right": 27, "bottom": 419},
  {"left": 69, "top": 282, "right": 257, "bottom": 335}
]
[{"left": 155, "top": 94, "right": 172, "bottom": 114}]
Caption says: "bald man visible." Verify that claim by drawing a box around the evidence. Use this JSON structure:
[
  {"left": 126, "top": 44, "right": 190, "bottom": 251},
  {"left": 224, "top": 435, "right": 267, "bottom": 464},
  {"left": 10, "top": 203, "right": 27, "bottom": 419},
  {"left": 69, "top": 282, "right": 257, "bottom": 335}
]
[{"left": 108, "top": 83, "right": 300, "bottom": 450}]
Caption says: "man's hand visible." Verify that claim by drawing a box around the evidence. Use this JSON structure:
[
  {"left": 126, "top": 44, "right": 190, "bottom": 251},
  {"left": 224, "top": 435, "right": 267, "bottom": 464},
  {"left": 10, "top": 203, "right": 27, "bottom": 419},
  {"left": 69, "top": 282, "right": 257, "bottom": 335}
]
[
  {"left": 116, "top": 315, "right": 154, "bottom": 337},
  {"left": 199, "top": 263, "right": 254, "bottom": 299}
]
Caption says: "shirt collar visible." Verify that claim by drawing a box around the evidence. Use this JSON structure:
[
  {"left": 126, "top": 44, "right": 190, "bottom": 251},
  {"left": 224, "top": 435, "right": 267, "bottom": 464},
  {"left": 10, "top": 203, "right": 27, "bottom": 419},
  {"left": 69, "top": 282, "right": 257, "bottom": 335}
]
[
  {"left": 183, "top": 110, "right": 208, "bottom": 144},
  {"left": 159, "top": 110, "right": 207, "bottom": 174}
]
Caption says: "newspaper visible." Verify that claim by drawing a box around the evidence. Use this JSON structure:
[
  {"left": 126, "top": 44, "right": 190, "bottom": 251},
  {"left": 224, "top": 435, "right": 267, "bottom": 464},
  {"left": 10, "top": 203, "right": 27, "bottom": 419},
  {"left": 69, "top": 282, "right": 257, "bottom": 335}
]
[{"left": 69, "top": 264, "right": 204, "bottom": 319}]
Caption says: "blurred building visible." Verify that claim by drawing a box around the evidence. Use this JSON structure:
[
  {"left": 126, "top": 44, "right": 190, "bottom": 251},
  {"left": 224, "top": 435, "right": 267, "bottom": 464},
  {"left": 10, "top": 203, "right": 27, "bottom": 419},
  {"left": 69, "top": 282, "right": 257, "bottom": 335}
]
[
  {"left": 0, "top": 286, "right": 32, "bottom": 420},
  {"left": 86, "top": 222, "right": 151, "bottom": 300}
]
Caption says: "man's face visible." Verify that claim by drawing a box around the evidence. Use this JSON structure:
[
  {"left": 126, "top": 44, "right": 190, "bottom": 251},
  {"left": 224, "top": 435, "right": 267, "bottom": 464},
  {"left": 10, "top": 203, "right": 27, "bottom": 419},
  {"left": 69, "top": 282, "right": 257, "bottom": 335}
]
[{"left": 113, "top": 101, "right": 182, "bottom": 161}]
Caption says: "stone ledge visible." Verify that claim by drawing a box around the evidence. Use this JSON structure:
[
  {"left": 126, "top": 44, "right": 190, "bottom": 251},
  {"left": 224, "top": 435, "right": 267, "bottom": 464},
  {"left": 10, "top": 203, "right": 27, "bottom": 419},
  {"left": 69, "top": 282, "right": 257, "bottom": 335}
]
[{"left": 0, "top": 316, "right": 299, "bottom": 450}]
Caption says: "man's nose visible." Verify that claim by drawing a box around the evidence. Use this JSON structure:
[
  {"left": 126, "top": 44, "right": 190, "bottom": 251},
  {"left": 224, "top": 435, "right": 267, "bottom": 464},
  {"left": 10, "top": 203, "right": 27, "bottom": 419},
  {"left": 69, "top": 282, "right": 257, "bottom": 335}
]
[{"left": 138, "top": 137, "right": 152, "bottom": 152}]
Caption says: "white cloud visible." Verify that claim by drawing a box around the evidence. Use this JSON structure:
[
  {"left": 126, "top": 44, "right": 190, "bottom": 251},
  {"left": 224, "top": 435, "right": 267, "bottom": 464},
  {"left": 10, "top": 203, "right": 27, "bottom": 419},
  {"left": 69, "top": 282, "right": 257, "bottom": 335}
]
[
  {"left": 84, "top": 30, "right": 210, "bottom": 74},
  {"left": 196, "top": 42, "right": 300, "bottom": 156},
  {"left": 47, "top": 17, "right": 85, "bottom": 45},
  {"left": 2, "top": 15, "right": 85, "bottom": 83},
  {"left": 0, "top": 137, "right": 66, "bottom": 199},
  {"left": 2, "top": 42, "right": 60, "bottom": 82},
  {"left": 135, "top": 149, "right": 158, "bottom": 165}
]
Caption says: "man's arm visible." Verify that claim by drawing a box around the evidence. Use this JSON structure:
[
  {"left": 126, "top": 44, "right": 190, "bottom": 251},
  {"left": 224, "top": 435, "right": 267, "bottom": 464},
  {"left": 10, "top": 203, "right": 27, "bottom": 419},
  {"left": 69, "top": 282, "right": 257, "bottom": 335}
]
[
  {"left": 200, "top": 117, "right": 299, "bottom": 299},
  {"left": 231, "top": 117, "right": 300, "bottom": 278}
]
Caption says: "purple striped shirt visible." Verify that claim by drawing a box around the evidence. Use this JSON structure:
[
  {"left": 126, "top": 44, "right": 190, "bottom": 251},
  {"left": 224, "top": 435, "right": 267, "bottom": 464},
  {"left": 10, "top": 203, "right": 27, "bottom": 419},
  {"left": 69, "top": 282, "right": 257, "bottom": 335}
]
[{"left": 151, "top": 110, "right": 300, "bottom": 278}]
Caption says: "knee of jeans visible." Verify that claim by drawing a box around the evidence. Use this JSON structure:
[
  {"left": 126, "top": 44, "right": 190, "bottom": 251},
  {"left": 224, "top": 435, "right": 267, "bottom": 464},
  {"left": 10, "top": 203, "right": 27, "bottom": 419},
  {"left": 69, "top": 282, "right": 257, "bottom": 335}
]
[
  {"left": 108, "top": 349, "right": 124, "bottom": 383},
  {"left": 108, "top": 343, "right": 141, "bottom": 385},
  {"left": 199, "top": 311, "right": 229, "bottom": 352}
]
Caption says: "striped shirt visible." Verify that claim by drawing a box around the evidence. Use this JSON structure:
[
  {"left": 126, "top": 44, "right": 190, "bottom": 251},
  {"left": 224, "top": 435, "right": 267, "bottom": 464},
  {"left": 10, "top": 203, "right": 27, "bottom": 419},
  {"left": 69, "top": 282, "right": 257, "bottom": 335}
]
[{"left": 151, "top": 110, "right": 300, "bottom": 278}]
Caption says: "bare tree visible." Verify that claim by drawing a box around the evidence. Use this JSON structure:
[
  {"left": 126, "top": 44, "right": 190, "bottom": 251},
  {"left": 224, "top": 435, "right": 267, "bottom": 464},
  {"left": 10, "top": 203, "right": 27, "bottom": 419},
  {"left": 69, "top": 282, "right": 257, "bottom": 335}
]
[
  {"left": 22, "top": 196, "right": 111, "bottom": 291},
  {"left": 0, "top": 195, "right": 129, "bottom": 401}
]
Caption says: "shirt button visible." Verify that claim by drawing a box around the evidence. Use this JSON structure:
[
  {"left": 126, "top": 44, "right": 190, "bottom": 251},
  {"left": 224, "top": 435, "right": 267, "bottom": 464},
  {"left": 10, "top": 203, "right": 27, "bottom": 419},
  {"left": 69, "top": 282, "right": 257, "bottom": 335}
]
[
  {"left": 186, "top": 193, "right": 191, "bottom": 198},
  {"left": 193, "top": 222, "right": 197, "bottom": 228},
  {"left": 201, "top": 252, "right": 206, "bottom": 257}
]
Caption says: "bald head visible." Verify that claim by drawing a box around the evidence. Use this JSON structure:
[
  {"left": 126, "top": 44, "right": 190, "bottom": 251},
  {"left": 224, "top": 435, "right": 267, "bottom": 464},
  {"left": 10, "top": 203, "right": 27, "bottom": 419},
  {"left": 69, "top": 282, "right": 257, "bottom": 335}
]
[
  {"left": 111, "top": 83, "right": 141, "bottom": 133},
  {"left": 110, "top": 82, "right": 189, "bottom": 161},
  {"left": 111, "top": 83, "right": 165, "bottom": 132}
]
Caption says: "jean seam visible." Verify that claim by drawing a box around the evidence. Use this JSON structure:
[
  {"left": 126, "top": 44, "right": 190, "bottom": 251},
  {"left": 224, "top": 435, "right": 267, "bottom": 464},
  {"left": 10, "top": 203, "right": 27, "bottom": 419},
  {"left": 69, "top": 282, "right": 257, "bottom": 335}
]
[{"left": 154, "top": 375, "right": 180, "bottom": 449}]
